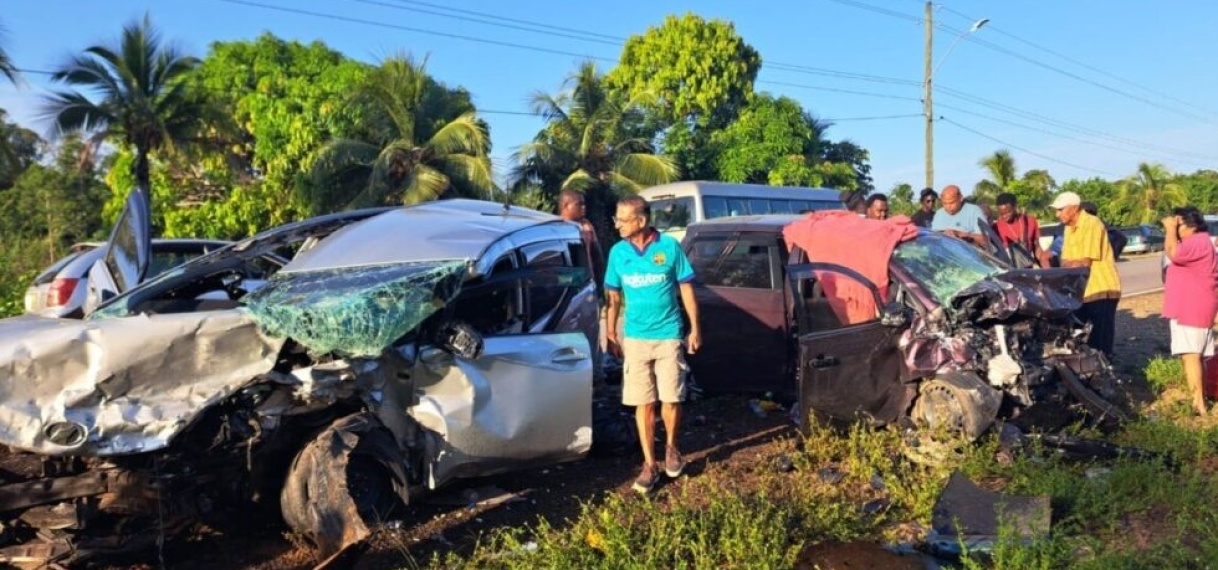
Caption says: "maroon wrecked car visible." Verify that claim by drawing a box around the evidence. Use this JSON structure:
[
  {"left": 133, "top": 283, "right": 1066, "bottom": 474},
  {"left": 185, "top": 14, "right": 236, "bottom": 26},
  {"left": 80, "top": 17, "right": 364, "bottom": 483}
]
[{"left": 683, "top": 212, "right": 1126, "bottom": 442}]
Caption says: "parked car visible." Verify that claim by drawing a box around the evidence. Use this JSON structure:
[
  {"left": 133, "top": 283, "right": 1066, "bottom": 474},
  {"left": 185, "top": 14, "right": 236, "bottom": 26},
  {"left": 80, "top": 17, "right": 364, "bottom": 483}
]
[
  {"left": 682, "top": 213, "right": 1125, "bottom": 446},
  {"left": 1117, "top": 224, "right": 1164, "bottom": 255},
  {"left": 0, "top": 192, "right": 599, "bottom": 567},
  {"left": 23, "top": 239, "right": 274, "bottom": 318},
  {"left": 640, "top": 181, "right": 843, "bottom": 241}
]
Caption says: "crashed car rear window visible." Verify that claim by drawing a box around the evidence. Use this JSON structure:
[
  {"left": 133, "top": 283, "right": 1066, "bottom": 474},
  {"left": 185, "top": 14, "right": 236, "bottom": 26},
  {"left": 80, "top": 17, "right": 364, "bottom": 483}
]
[
  {"left": 892, "top": 234, "right": 1005, "bottom": 304},
  {"left": 242, "top": 261, "right": 467, "bottom": 356}
]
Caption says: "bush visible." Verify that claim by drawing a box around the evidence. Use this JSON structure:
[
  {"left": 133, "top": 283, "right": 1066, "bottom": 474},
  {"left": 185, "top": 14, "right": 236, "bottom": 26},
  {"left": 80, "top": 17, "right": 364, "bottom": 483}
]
[{"left": 1143, "top": 356, "right": 1184, "bottom": 394}]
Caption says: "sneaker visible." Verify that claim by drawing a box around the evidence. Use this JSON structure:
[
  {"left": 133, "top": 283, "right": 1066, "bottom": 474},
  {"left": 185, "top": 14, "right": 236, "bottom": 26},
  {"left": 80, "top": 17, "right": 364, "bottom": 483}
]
[
  {"left": 632, "top": 463, "right": 660, "bottom": 494},
  {"left": 664, "top": 445, "right": 686, "bottom": 478}
]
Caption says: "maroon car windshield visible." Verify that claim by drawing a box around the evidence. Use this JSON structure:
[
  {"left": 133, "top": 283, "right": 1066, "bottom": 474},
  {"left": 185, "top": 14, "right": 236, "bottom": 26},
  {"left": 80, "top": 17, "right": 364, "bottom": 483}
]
[{"left": 891, "top": 233, "right": 1006, "bottom": 304}]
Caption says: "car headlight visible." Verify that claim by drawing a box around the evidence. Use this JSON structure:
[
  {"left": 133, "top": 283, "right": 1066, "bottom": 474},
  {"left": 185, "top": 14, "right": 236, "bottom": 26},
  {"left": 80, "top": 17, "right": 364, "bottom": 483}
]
[{"left": 43, "top": 421, "right": 87, "bottom": 447}]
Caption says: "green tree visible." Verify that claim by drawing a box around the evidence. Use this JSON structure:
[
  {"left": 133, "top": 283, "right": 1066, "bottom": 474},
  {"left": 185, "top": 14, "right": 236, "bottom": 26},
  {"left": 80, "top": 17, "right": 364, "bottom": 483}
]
[
  {"left": 303, "top": 55, "right": 492, "bottom": 213},
  {"left": 1058, "top": 177, "right": 1124, "bottom": 224},
  {"left": 0, "top": 136, "right": 109, "bottom": 260},
  {"left": 172, "top": 34, "right": 370, "bottom": 235},
  {"left": 710, "top": 94, "right": 824, "bottom": 184},
  {"left": 607, "top": 13, "right": 760, "bottom": 179},
  {"left": 514, "top": 62, "right": 678, "bottom": 244},
  {"left": 0, "top": 110, "right": 43, "bottom": 189},
  {"left": 888, "top": 182, "right": 915, "bottom": 216},
  {"left": 1114, "top": 162, "right": 1186, "bottom": 224},
  {"left": 974, "top": 149, "right": 1017, "bottom": 202},
  {"left": 42, "top": 14, "right": 206, "bottom": 195},
  {"left": 1176, "top": 170, "right": 1218, "bottom": 214},
  {"left": 821, "top": 140, "right": 874, "bottom": 192},
  {"left": 0, "top": 20, "right": 16, "bottom": 85}
]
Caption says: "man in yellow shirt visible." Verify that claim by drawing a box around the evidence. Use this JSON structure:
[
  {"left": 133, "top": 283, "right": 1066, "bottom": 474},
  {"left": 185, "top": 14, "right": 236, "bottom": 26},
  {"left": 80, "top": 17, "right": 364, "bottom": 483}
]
[{"left": 1052, "top": 191, "right": 1122, "bottom": 356}]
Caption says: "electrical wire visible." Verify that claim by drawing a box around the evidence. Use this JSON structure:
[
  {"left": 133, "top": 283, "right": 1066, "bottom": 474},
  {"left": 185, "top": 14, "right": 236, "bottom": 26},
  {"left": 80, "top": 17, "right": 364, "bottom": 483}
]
[
  {"left": 939, "top": 4, "right": 1217, "bottom": 119},
  {"left": 937, "top": 22, "right": 1209, "bottom": 122},
  {"left": 213, "top": 0, "right": 618, "bottom": 63},
  {"left": 936, "top": 102, "right": 1216, "bottom": 169},
  {"left": 939, "top": 116, "right": 1119, "bottom": 176},
  {"left": 936, "top": 84, "right": 1218, "bottom": 162}
]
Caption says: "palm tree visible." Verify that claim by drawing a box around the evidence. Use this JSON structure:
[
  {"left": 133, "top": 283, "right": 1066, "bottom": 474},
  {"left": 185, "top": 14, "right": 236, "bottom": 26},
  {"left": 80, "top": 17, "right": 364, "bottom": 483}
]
[
  {"left": 974, "top": 149, "right": 1018, "bottom": 202},
  {"left": 0, "top": 21, "right": 18, "bottom": 86},
  {"left": 304, "top": 55, "right": 493, "bottom": 212},
  {"left": 41, "top": 14, "right": 204, "bottom": 194},
  {"left": 1115, "top": 162, "right": 1186, "bottom": 224},
  {"left": 513, "top": 62, "right": 677, "bottom": 194},
  {"left": 1018, "top": 169, "right": 1056, "bottom": 212}
]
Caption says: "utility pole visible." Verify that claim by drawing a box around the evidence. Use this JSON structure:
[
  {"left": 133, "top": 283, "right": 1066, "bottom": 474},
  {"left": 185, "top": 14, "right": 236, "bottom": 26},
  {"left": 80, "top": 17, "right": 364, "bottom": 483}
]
[{"left": 923, "top": 1, "right": 934, "bottom": 191}]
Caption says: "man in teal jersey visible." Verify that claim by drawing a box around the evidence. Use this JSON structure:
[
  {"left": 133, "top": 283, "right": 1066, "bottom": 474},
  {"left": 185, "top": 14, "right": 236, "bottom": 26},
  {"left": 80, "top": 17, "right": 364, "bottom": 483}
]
[{"left": 604, "top": 195, "right": 701, "bottom": 494}]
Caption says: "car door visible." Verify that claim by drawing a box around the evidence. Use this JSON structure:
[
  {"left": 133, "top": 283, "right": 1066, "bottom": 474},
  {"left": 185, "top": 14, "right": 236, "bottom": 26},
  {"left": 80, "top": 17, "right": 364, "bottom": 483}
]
[
  {"left": 685, "top": 231, "right": 789, "bottom": 396},
  {"left": 788, "top": 262, "right": 910, "bottom": 430},
  {"left": 85, "top": 188, "right": 151, "bottom": 312},
  {"left": 409, "top": 264, "right": 593, "bottom": 489}
]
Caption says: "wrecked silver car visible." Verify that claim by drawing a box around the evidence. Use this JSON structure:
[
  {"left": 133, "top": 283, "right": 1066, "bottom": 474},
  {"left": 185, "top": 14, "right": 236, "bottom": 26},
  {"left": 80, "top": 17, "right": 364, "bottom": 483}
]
[{"left": 0, "top": 192, "right": 599, "bottom": 566}]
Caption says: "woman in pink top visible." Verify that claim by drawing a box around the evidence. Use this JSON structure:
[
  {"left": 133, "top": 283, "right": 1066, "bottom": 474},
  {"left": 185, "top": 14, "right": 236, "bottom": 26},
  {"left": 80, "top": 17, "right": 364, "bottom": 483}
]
[{"left": 1162, "top": 207, "right": 1218, "bottom": 415}]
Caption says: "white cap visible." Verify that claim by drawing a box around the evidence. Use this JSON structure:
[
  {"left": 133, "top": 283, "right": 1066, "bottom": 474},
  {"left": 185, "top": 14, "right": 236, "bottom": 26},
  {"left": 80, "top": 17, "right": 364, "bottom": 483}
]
[{"left": 1050, "top": 191, "right": 1081, "bottom": 210}]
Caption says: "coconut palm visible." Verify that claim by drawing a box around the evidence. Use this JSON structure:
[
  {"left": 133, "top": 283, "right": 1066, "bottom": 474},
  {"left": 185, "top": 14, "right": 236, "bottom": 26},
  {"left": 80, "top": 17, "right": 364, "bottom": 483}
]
[
  {"left": 513, "top": 61, "right": 678, "bottom": 198},
  {"left": 41, "top": 14, "right": 204, "bottom": 194},
  {"left": 1115, "top": 162, "right": 1186, "bottom": 224},
  {"left": 0, "top": 22, "right": 18, "bottom": 86},
  {"left": 974, "top": 149, "right": 1017, "bottom": 202},
  {"left": 304, "top": 55, "right": 493, "bottom": 212}
]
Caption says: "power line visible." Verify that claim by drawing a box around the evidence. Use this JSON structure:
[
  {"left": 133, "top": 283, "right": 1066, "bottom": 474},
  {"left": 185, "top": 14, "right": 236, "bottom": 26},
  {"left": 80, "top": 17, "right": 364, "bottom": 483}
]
[
  {"left": 824, "top": 113, "right": 923, "bottom": 122},
  {"left": 939, "top": 4, "right": 1217, "bottom": 119},
  {"left": 936, "top": 84, "right": 1218, "bottom": 161},
  {"left": 757, "top": 79, "right": 921, "bottom": 101},
  {"left": 349, "top": 0, "right": 622, "bottom": 47},
  {"left": 822, "top": 0, "right": 922, "bottom": 24},
  {"left": 213, "top": 0, "right": 617, "bottom": 63},
  {"left": 939, "top": 117, "right": 1119, "bottom": 177},
  {"left": 353, "top": 0, "right": 924, "bottom": 87},
  {"left": 936, "top": 102, "right": 1215, "bottom": 168},
  {"left": 937, "top": 22, "right": 1209, "bottom": 122}
]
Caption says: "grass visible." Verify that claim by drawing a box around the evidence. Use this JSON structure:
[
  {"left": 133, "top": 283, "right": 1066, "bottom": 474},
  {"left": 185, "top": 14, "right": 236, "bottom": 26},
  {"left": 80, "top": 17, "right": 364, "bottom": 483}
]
[{"left": 412, "top": 356, "right": 1218, "bottom": 569}]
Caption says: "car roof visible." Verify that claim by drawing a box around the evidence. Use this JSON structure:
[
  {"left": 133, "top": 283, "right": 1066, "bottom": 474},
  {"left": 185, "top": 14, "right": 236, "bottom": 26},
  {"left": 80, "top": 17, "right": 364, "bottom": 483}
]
[
  {"left": 282, "top": 199, "right": 567, "bottom": 273},
  {"left": 685, "top": 214, "right": 804, "bottom": 234},
  {"left": 638, "top": 181, "right": 841, "bottom": 201}
]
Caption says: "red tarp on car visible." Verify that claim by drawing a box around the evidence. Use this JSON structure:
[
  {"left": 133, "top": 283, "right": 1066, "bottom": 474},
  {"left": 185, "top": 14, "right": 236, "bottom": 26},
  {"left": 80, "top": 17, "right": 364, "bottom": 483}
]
[{"left": 783, "top": 211, "right": 919, "bottom": 325}]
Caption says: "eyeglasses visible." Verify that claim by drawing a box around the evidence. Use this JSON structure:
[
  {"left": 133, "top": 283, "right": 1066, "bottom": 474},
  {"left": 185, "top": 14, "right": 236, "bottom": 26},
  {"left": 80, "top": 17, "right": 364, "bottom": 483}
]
[{"left": 613, "top": 216, "right": 639, "bottom": 225}]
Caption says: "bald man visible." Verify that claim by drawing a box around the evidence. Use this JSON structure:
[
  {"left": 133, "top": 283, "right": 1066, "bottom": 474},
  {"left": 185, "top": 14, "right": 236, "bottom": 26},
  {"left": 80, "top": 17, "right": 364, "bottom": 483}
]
[{"left": 931, "top": 185, "right": 988, "bottom": 247}]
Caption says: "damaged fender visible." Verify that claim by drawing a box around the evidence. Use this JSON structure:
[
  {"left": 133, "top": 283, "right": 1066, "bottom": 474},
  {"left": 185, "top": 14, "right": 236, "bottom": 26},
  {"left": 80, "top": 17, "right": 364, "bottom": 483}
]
[{"left": 280, "top": 413, "right": 410, "bottom": 561}]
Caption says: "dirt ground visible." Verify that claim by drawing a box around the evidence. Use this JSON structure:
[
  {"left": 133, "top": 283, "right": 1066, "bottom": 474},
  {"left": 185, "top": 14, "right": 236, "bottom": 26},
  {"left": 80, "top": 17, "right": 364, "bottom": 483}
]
[{"left": 99, "top": 294, "right": 1172, "bottom": 570}]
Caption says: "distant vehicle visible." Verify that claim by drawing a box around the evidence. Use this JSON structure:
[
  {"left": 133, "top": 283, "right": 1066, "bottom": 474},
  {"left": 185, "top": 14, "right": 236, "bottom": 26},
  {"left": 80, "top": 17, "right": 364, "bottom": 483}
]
[
  {"left": 1039, "top": 223, "right": 1063, "bottom": 253},
  {"left": 24, "top": 239, "right": 282, "bottom": 318},
  {"left": 1205, "top": 215, "right": 1218, "bottom": 247},
  {"left": 1118, "top": 224, "right": 1165, "bottom": 255},
  {"left": 638, "top": 181, "right": 843, "bottom": 241},
  {"left": 1040, "top": 222, "right": 1128, "bottom": 266}
]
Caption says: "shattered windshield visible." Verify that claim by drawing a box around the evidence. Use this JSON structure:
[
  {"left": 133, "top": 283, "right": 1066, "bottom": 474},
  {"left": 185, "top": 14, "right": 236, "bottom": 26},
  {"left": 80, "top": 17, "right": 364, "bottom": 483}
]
[
  {"left": 242, "top": 261, "right": 467, "bottom": 357},
  {"left": 892, "top": 233, "right": 1006, "bottom": 303}
]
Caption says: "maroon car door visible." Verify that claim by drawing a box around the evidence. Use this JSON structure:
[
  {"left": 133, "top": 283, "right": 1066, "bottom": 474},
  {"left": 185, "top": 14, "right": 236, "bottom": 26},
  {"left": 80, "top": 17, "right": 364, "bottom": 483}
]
[
  {"left": 685, "top": 231, "right": 790, "bottom": 396},
  {"left": 787, "top": 262, "right": 910, "bottom": 429}
]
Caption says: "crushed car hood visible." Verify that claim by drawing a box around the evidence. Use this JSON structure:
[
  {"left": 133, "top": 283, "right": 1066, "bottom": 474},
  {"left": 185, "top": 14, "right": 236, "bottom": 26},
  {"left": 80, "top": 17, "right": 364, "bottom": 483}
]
[
  {"left": 0, "top": 311, "right": 283, "bottom": 456},
  {"left": 949, "top": 268, "right": 1089, "bottom": 324}
]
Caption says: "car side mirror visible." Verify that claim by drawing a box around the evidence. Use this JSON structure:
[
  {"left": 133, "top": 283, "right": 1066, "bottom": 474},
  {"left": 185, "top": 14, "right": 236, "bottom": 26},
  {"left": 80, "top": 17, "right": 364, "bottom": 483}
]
[
  {"left": 434, "top": 320, "right": 484, "bottom": 360},
  {"left": 880, "top": 302, "right": 908, "bottom": 328}
]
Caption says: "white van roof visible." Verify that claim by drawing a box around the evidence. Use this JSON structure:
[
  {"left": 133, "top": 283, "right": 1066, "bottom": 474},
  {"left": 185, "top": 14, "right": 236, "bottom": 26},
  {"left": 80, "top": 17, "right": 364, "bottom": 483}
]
[{"left": 638, "top": 181, "right": 842, "bottom": 201}]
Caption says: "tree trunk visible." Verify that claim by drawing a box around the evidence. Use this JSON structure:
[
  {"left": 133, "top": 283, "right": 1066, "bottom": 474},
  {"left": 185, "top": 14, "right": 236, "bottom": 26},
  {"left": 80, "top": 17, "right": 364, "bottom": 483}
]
[{"left": 134, "top": 147, "right": 151, "bottom": 195}]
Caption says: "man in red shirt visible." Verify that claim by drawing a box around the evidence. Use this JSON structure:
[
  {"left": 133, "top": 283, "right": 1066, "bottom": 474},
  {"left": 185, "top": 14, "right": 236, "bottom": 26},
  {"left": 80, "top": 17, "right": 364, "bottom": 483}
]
[
  {"left": 992, "top": 193, "right": 1047, "bottom": 266},
  {"left": 1162, "top": 206, "right": 1218, "bottom": 416}
]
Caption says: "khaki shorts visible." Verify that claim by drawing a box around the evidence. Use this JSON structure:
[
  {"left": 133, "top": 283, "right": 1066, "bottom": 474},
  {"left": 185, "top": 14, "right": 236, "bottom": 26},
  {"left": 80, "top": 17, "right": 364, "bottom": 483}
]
[
  {"left": 1170, "top": 320, "right": 1215, "bottom": 356},
  {"left": 621, "top": 338, "right": 687, "bottom": 406}
]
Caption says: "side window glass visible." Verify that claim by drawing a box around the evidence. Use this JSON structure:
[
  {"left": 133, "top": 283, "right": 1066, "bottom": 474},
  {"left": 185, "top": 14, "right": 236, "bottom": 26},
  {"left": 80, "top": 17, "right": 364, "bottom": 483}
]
[
  {"left": 522, "top": 242, "right": 572, "bottom": 329},
  {"left": 747, "top": 199, "right": 771, "bottom": 215},
  {"left": 769, "top": 200, "right": 793, "bottom": 214},
  {"left": 452, "top": 253, "right": 525, "bottom": 335},
  {"left": 726, "top": 198, "right": 748, "bottom": 217},
  {"left": 689, "top": 235, "right": 776, "bottom": 289},
  {"left": 797, "top": 270, "right": 879, "bottom": 332},
  {"left": 703, "top": 197, "right": 729, "bottom": 220}
]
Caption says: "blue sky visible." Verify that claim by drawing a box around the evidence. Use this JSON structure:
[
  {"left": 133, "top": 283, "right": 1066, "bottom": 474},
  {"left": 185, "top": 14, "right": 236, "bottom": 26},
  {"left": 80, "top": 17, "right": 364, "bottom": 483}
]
[{"left": 3, "top": 0, "right": 1217, "bottom": 195}]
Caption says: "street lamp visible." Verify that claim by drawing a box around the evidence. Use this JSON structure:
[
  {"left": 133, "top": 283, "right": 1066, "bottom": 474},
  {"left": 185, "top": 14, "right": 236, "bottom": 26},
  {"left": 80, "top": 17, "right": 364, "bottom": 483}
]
[{"left": 923, "top": 2, "right": 989, "bottom": 191}]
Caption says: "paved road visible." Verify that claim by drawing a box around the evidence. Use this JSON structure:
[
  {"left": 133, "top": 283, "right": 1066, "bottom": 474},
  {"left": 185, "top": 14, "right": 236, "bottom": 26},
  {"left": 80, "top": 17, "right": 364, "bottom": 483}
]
[{"left": 1117, "top": 254, "right": 1163, "bottom": 296}]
